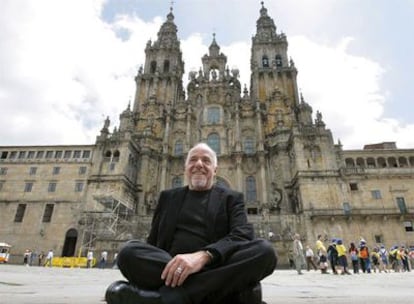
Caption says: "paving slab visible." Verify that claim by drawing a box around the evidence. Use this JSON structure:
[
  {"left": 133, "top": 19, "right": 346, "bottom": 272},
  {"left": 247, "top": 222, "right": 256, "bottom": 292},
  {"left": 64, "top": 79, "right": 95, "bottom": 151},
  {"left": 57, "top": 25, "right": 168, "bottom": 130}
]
[{"left": 0, "top": 265, "right": 413, "bottom": 304}]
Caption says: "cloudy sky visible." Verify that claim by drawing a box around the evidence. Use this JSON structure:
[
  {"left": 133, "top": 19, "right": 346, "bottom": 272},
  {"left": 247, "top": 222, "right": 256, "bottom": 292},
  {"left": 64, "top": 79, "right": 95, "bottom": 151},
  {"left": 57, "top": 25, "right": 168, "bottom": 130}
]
[{"left": 1, "top": 0, "right": 413, "bottom": 149}]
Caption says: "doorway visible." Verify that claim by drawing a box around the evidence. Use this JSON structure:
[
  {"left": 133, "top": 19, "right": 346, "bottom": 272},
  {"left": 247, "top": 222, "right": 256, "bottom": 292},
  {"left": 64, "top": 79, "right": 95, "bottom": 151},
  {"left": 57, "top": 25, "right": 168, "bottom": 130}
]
[{"left": 62, "top": 228, "right": 78, "bottom": 257}]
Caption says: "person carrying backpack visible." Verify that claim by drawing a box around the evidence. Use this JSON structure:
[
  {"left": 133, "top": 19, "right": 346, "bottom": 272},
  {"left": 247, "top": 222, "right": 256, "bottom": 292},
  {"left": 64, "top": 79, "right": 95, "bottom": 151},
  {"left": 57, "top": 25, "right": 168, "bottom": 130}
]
[{"left": 359, "top": 240, "right": 370, "bottom": 273}]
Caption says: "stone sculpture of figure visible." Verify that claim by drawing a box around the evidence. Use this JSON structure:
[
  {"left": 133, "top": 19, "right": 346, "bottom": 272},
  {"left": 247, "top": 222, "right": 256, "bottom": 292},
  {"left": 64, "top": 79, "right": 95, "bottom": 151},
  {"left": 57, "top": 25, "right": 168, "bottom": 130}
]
[
  {"left": 271, "top": 182, "right": 282, "bottom": 210},
  {"left": 189, "top": 71, "right": 196, "bottom": 81},
  {"left": 104, "top": 116, "right": 110, "bottom": 129},
  {"left": 316, "top": 110, "right": 323, "bottom": 123},
  {"left": 211, "top": 69, "right": 218, "bottom": 81}
]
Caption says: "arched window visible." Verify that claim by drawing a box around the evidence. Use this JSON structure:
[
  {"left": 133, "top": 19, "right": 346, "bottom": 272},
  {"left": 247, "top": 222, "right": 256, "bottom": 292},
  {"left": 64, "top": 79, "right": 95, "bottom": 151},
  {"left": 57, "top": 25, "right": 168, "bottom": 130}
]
[
  {"left": 172, "top": 176, "right": 182, "bottom": 188},
  {"left": 104, "top": 150, "right": 111, "bottom": 162},
  {"left": 207, "top": 106, "right": 220, "bottom": 124},
  {"left": 367, "top": 157, "right": 376, "bottom": 168},
  {"left": 246, "top": 176, "right": 257, "bottom": 202},
  {"left": 207, "top": 133, "right": 220, "bottom": 155},
  {"left": 387, "top": 157, "right": 397, "bottom": 167},
  {"left": 398, "top": 157, "right": 408, "bottom": 167},
  {"left": 174, "top": 140, "right": 183, "bottom": 156},
  {"left": 377, "top": 157, "right": 387, "bottom": 168},
  {"left": 163, "top": 60, "right": 170, "bottom": 73},
  {"left": 275, "top": 55, "right": 282, "bottom": 67},
  {"left": 262, "top": 55, "right": 269, "bottom": 68},
  {"left": 113, "top": 150, "right": 120, "bottom": 162},
  {"left": 356, "top": 157, "right": 365, "bottom": 168},
  {"left": 244, "top": 137, "right": 256, "bottom": 154},
  {"left": 150, "top": 61, "right": 157, "bottom": 74}
]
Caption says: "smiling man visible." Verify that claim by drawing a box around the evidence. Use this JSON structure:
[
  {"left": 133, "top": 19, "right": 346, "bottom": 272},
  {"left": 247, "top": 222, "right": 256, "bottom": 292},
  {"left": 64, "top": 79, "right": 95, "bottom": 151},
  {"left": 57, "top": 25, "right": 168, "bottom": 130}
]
[{"left": 105, "top": 143, "right": 277, "bottom": 304}]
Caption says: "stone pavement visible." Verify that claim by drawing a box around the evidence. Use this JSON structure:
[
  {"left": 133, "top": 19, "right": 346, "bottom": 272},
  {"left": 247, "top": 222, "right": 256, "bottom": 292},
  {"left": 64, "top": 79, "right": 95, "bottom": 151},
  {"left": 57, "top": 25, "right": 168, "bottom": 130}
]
[{"left": 0, "top": 264, "right": 413, "bottom": 304}]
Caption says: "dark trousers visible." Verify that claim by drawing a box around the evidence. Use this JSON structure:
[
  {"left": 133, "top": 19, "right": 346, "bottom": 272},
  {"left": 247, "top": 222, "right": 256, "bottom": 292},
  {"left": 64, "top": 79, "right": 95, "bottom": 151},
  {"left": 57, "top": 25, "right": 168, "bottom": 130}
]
[
  {"left": 306, "top": 256, "right": 318, "bottom": 270},
  {"left": 117, "top": 239, "right": 277, "bottom": 304}
]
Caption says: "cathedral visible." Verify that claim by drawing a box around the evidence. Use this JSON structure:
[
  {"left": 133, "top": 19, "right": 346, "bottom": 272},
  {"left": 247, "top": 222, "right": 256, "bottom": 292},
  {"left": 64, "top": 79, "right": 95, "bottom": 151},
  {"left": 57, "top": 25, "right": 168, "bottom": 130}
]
[{"left": 0, "top": 4, "right": 413, "bottom": 265}]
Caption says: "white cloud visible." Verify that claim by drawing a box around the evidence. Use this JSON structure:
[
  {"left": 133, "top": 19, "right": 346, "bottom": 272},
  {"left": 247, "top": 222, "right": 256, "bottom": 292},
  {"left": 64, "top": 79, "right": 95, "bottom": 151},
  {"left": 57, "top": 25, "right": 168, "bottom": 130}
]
[
  {"left": 0, "top": 0, "right": 159, "bottom": 145},
  {"left": 289, "top": 35, "right": 414, "bottom": 149}
]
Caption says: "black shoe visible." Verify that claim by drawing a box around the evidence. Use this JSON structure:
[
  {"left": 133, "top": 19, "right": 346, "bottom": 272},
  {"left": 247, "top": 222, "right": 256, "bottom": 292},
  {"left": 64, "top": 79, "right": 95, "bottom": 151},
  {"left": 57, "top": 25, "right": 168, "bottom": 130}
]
[
  {"left": 105, "top": 280, "right": 162, "bottom": 304},
  {"left": 236, "top": 282, "right": 262, "bottom": 304}
]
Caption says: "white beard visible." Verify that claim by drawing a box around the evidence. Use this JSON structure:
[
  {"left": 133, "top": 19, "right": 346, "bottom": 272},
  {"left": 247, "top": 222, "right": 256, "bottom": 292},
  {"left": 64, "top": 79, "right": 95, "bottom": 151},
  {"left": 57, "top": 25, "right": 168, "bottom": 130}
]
[{"left": 191, "top": 175, "right": 208, "bottom": 190}]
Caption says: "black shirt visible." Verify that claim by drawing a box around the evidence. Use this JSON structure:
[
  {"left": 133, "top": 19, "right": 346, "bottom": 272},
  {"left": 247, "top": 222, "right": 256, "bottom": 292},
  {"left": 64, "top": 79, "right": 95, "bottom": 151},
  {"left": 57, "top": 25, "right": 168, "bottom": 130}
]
[{"left": 169, "top": 189, "right": 211, "bottom": 256}]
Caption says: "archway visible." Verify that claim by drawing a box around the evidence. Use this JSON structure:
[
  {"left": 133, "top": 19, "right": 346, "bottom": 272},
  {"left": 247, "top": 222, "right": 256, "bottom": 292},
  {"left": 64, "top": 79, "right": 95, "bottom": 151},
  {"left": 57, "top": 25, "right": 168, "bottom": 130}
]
[{"left": 61, "top": 228, "right": 78, "bottom": 257}]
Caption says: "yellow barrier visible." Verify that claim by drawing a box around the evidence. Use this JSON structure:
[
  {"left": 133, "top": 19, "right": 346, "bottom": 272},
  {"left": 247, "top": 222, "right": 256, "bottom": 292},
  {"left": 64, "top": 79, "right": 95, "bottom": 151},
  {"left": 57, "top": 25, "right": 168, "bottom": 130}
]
[{"left": 51, "top": 257, "right": 96, "bottom": 268}]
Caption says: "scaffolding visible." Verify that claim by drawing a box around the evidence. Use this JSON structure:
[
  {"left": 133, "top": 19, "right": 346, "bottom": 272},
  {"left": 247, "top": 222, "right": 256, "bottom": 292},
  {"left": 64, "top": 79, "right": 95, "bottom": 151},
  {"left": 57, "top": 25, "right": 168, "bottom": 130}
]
[{"left": 79, "top": 195, "right": 135, "bottom": 253}]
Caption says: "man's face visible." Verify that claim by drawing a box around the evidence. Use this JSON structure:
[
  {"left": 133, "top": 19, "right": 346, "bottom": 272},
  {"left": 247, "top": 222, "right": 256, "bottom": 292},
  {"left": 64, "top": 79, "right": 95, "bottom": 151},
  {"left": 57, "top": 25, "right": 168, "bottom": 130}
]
[{"left": 185, "top": 146, "right": 217, "bottom": 191}]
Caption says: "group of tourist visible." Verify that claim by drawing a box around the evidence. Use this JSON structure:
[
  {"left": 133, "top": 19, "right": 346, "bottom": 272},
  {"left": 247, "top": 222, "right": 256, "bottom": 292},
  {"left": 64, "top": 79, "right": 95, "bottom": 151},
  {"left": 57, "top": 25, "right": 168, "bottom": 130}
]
[
  {"left": 22, "top": 249, "right": 53, "bottom": 267},
  {"left": 292, "top": 234, "right": 413, "bottom": 275}
]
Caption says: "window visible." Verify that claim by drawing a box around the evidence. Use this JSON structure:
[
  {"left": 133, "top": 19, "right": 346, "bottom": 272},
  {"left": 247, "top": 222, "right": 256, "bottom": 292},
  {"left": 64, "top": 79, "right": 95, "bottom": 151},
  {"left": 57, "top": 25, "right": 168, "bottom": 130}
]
[
  {"left": 174, "top": 140, "right": 183, "bottom": 156},
  {"left": 104, "top": 150, "right": 112, "bottom": 159},
  {"left": 244, "top": 137, "right": 256, "bottom": 154},
  {"left": 82, "top": 150, "right": 91, "bottom": 158},
  {"left": 52, "top": 167, "right": 60, "bottom": 175},
  {"left": 275, "top": 55, "right": 283, "bottom": 67},
  {"left": 150, "top": 61, "right": 157, "bottom": 73},
  {"left": 207, "top": 133, "right": 220, "bottom": 155},
  {"left": 36, "top": 151, "right": 44, "bottom": 159},
  {"left": 0, "top": 151, "right": 8, "bottom": 159},
  {"left": 207, "top": 107, "right": 220, "bottom": 124},
  {"left": 48, "top": 182, "right": 57, "bottom": 193},
  {"left": 73, "top": 150, "right": 81, "bottom": 158},
  {"left": 109, "top": 163, "right": 116, "bottom": 171},
  {"left": 79, "top": 166, "right": 87, "bottom": 175},
  {"left": 9, "top": 151, "right": 17, "bottom": 159},
  {"left": 371, "top": 190, "right": 382, "bottom": 199},
  {"left": 246, "top": 176, "right": 257, "bottom": 202},
  {"left": 0, "top": 167, "right": 7, "bottom": 175},
  {"left": 18, "top": 151, "right": 26, "bottom": 159},
  {"left": 75, "top": 182, "right": 84, "bottom": 192},
  {"left": 343, "top": 202, "right": 351, "bottom": 215},
  {"left": 55, "top": 151, "right": 63, "bottom": 159},
  {"left": 24, "top": 182, "right": 33, "bottom": 192},
  {"left": 349, "top": 183, "right": 358, "bottom": 191},
  {"left": 163, "top": 60, "right": 170, "bottom": 73},
  {"left": 113, "top": 150, "right": 120, "bottom": 162},
  {"left": 29, "top": 167, "right": 37, "bottom": 175},
  {"left": 172, "top": 176, "right": 182, "bottom": 188},
  {"left": 403, "top": 221, "right": 413, "bottom": 232},
  {"left": 14, "top": 204, "right": 27, "bottom": 222},
  {"left": 396, "top": 197, "right": 407, "bottom": 214},
  {"left": 374, "top": 235, "right": 383, "bottom": 243},
  {"left": 64, "top": 150, "right": 72, "bottom": 158},
  {"left": 262, "top": 55, "right": 269, "bottom": 67},
  {"left": 247, "top": 208, "right": 259, "bottom": 215},
  {"left": 45, "top": 151, "right": 53, "bottom": 158},
  {"left": 42, "top": 204, "right": 54, "bottom": 223},
  {"left": 27, "top": 151, "right": 35, "bottom": 159}
]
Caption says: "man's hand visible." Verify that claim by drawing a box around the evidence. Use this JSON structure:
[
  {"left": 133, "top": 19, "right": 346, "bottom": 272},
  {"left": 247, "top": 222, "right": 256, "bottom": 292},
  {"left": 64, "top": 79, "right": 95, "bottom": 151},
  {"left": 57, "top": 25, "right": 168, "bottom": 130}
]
[{"left": 161, "top": 251, "right": 211, "bottom": 287}]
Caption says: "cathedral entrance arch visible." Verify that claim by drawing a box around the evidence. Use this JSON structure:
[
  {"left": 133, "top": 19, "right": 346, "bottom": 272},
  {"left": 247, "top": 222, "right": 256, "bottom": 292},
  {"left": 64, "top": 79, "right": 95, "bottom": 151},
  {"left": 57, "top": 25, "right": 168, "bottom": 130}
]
[{"left": 61, "top": 228, "right": 78, "bottom": 257}]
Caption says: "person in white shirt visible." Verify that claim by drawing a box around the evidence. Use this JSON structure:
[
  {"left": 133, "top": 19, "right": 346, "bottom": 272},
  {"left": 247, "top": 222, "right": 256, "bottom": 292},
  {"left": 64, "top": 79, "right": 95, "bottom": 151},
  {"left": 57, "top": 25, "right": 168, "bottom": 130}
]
[{"left": 305, "top": 245, "right": 318, "bottom": 271}]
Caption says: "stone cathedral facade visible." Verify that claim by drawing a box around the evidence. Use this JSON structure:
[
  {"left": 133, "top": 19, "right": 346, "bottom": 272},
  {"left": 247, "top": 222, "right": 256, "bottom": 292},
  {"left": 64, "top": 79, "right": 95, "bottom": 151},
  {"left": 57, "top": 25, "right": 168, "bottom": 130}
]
[{"left": 1, "top": 4, "right": 413, "bottom": 265}]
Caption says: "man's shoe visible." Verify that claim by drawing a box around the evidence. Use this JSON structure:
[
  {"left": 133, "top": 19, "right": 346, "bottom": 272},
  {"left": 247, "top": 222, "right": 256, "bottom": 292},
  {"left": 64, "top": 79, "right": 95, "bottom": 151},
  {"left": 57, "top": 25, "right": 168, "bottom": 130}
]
[
  {"left": 105, "top": 280, "right": 162, "bottom": 304},
  {"left": 236, "top": 282, "right": 262, "bottom": 304}
]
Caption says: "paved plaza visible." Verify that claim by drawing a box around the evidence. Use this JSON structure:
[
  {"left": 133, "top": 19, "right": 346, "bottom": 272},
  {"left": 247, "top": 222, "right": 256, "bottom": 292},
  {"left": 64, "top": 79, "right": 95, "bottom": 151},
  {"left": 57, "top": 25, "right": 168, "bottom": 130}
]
[{"left": 0, "top": 264, "right": 413, "bottom": 304}]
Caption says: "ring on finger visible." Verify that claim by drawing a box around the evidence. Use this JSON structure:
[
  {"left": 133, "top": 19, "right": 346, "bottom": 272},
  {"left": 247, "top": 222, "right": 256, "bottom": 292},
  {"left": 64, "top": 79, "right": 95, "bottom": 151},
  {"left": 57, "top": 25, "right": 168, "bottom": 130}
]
[{"left": 176, "top": 266, "right": 183, "bottom": 274}]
